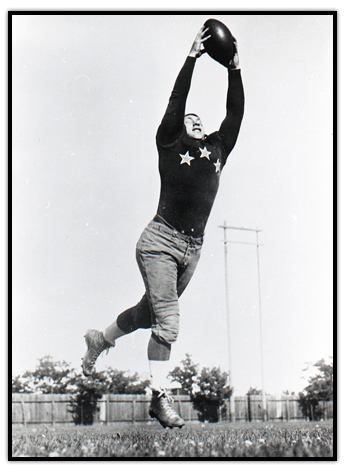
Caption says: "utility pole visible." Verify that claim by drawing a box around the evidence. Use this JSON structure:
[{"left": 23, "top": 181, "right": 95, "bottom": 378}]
[
  {"left": 219, "top": 223, "right": 267, "bottom": 422},
  {"left": 219, "top": 221, "right": 235, "bottom": 421},
  {"left": 255, "top": 228, "right": 267, "bottom": 421}
]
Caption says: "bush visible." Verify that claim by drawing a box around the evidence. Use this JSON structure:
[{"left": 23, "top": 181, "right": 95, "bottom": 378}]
[
  {"left": 68, "top": 376, "right": 103, "bottom": 425},
  {"left": 191, "top": 367, "right": 232, "bottom": 423},
  {"left": 169, "top": 355, "right": 232, "bottom": 423},
  {"left": 298, "top": 358, "right": 333, "bottom": 421}
]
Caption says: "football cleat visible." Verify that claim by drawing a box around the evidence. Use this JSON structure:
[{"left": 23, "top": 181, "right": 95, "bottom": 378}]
[
  {"left": 81, "top": 329, "right": 114, "bottom": 376},
  {"left": 149, "top": 389, "right": 185, "bottom": 429}
]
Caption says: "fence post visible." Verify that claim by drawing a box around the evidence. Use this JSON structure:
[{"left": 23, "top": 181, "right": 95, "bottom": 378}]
[
  {"left": 177, "top": 393, "right": 182, "bottom": 417},
  {"left": 286, "top": 399, "right": 290, "bottom": 421},
  {"left": 21, "top": 400, "right": 26, "bottom": 427},
  {"left": 51, "top": 394, "right": 55, "bottom": 426},
  {"left": 106, "top": 396, "right": 109, "bottom": 425},
  {"left": 266, "top": 398, "right": 269, "bottom": 421},
  {"left": 247, "top": 394, "right": 251, "bottom": 422},
  {"left": 132, "top": 399, "right": 136, "bottom": 424}
]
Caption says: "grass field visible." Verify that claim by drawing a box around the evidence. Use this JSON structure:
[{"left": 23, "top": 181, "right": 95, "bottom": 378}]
[{"left": 12, "top": 420, "right": 334, "bottom": 458}]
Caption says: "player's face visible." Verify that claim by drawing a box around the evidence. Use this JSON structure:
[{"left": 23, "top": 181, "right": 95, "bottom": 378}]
[{"left": 184, "top": 114, "right": 205, "bottom": 140}]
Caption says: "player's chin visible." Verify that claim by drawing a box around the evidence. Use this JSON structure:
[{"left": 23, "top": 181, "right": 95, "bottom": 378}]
[{"left": 191, "top": 131, "right": 204, "bottom": 140}]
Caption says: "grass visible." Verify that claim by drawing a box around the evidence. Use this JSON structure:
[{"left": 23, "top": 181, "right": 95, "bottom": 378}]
[{"left": 12, "top": 420, "right": 334, "bottom": 458}]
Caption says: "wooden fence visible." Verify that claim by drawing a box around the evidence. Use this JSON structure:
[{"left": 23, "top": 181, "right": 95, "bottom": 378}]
[{"left": 12, "top": 393, "right": 333, "bottom": 426}]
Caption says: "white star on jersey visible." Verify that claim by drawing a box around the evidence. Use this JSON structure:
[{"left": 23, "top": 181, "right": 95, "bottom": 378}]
[
  {"left": 214, "top": 159, "right": 221, "bottom": 174},
  {"left": 199, "top": 146, "right": 211, "bottom": 160},
  {"left": 179, "top": 151, "right": 195, "bottom": 166}
]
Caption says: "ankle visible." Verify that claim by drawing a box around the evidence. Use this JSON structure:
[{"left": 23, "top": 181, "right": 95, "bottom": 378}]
[{"left": 102, "top": 330, "right": 115, "bottom": 347}]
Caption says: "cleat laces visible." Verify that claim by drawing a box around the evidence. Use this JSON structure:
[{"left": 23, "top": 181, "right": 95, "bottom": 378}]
[
  {"left": 89, "top": 345, "right": 109, "bottom": 368},
  {"left": 158, "top": 390, "right": 178, "bottom": 418}
]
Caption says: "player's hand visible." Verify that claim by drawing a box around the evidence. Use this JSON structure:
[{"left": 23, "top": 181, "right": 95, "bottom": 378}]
[
  {"left": 229, "top": 38, "right": 240, "bottom": 69},
  {"left": 188, "top": 26, "right": 211, "bottom": 58}
]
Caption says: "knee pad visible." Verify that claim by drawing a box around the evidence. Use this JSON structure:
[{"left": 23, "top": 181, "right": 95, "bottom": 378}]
[{"left": 152, "top": 313, "right": 180, "bottom": 344}]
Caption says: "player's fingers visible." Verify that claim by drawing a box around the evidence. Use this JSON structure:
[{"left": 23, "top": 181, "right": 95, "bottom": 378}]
[
  {"left": 197, "top": 26, "right": 208, "bottom": 39},
  {"left": 201, "top": 34, "right": 211, "bottom": 43},
  {"left": 198, "top": 25, "right": 206, "bottom": 36}
]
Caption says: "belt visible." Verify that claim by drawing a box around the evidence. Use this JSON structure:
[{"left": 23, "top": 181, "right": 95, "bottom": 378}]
[{"left": 153, "top": 214, "right": 204, "bottom": 245}]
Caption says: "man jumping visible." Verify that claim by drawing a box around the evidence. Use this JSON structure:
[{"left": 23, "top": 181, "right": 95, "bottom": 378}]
[{"left": 82, "top": 25, "right": 244, "bottom": 429}]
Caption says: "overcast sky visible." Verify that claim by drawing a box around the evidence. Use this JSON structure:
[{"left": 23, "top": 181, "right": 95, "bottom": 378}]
[{"left": 11, "top": 12, "right": 333, "bottom": 396}]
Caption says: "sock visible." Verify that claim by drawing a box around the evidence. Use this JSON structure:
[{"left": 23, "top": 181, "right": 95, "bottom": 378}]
[
  {"left": 103, "top": 321, "right": 126, "bottom": 346},
  {"left": 149, "top": 360, "right": 171, "bottom": 393}
]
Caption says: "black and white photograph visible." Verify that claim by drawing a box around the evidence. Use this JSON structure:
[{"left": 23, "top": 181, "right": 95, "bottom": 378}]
[{"left": 10, "top": 9, "right": 335, "bottom": 459}]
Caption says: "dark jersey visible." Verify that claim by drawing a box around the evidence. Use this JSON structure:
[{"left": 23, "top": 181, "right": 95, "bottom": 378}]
[{"left": 156, "top": 56, "right": 244, "bottom": 238}]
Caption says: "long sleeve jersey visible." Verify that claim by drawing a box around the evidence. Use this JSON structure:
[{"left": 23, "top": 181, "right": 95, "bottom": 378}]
[{"left": 156, "top": 56, "right": 244, "bottom": 238}]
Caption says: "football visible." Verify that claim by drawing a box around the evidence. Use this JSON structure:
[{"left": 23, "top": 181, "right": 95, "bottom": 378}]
[{"left": 203, "top": 19, "right": 235, "bottom": 67}]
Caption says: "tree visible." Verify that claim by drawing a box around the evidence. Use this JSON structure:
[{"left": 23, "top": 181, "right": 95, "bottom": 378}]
[
  {"left": 12, "top": 356, "right": 151, "bottom": 426},
  {"left": 282, "top": 390, "right": 295, "bottom": 396},
  {"left": 67, "top": 367, "right": 149, "bottom": 425},
  {"left": 12, "top": 356, "right": 75, "bottom": 394},
  {"left": 68, "top": 373, "right": 103, "bottom": 425},
  {"left": 168, "top": 353, "right": 199, "bottom": 395},
  {"left": 298, "top": 357, "right": 333, "bottom": 420},
  {"left": 247, "top": 387, "right": 262, "bottom": 395},
  {"left": 12, "top": 356, "right": 151, "bottom": 425},
  {"left": 169, "top": 355, "right": 232, "bottom": 422},
  {"left": 191, "top": 367, "right": 232, "bottom": 423},
  {"left": 101, "top": 367, "right": 150, "bottom": 394},
  {"left": 12, "top": 358, "right": 150, "bottom": 396}
]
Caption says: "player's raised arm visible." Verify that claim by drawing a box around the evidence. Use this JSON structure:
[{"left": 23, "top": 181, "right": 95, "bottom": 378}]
[
  {"left": 218, "top": 39, "right": 245, "bottom": 158},
  {"left": 156, "top": 27, "right": 210, "bottom": 146}
]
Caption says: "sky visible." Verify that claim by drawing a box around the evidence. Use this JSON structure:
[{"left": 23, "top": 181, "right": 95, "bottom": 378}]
[{"left": 11, "top": 12, "right": 334, "bottom": 397}]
